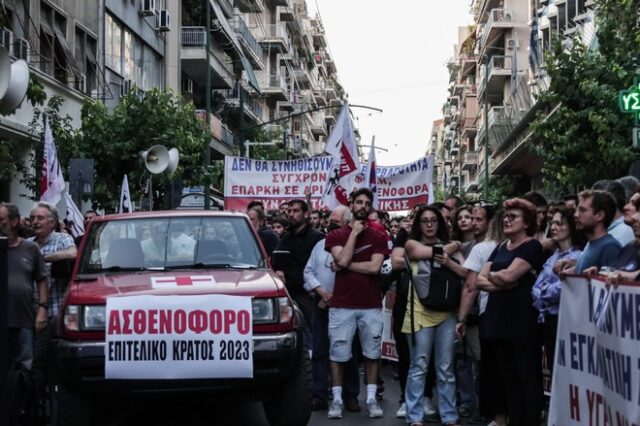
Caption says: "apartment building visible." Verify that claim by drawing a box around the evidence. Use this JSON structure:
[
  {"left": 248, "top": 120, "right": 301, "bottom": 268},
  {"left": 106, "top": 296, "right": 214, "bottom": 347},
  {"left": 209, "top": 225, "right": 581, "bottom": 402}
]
[
  {"left": 440, "top": 0, "right": 596, "bottom": 197},
  {"left": 1, "top": 0, "right": 344, "bottom": 210}
]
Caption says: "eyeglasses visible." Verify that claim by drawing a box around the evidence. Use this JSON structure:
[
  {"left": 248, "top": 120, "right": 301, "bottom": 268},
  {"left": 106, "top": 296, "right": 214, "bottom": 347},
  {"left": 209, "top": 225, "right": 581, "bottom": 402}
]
[
  {"left": 420, "top": 218, "right": 438, "bottom": 226},
  {"left": 504, "top": 213, "right": 523, "bottom": 222},
  {"left": 29, "top": 215, "right": 52, "bottom": 221}
]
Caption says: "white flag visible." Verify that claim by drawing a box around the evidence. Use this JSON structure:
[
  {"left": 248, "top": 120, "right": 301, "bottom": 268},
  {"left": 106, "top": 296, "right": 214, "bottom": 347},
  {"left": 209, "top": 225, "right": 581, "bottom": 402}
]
[
  {"left": 322, "top": 103, "right": 361, "bottom": 208},
  {"left": 63, "top": 192, "right": 85, "bottom": 238},
  {"left": 119, "top": 174, "right": 133, "bottom": 213},
  {"left": 40, "top": 118, "right": 66, "bottom": 205}
]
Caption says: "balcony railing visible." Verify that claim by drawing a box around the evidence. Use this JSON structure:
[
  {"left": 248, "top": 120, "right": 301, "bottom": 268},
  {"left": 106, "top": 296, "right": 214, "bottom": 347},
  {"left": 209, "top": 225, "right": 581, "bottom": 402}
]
[
  {"left": 480, "top": 8, "right": 515, "bottom": 48},
  {"left": 226, "top": 86, "right": 263, "bottom": 120},
  {"left": 263, "top": 74, "right": 287, "bottom": 91},
  {"left": 234, "top": 16, "right": 263, "bottom": 59},
  {"left": 260, "top": 24, "right": 291, "bottom": 51},
  {"left": 182, "top": 26, "right": 206, "bottom": 46},
  {"left": 221, "top": 123, "right": 234, "bottom": 146}
]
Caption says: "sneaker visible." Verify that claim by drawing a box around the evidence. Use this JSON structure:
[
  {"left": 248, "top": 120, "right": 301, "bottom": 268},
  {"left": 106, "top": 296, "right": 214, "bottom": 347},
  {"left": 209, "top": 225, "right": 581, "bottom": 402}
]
[
  {"left": 366, "top": 400, "right": 384, "bottom": 418},
  {"left": 395, "top": 402, "right": 407, "bottom": 418},
  {"left": 344, "top": 398, "right": 361, "bottom": 412},
  {"left": 423, "top": 411, "right": 440, "bottom": 423},
  {"left": 423, "top": 397, "right": 437, "bottom": 416},
  {"left": 327, "top": 400, "right": 344, "bottom": 419}
]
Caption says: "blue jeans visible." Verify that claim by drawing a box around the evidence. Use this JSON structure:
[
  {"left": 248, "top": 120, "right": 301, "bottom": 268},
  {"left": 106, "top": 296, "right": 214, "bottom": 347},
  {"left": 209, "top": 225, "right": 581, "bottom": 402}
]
[
  {"left": 9, "top": 327, "right": 34, "bottom": 370},
  {"left": 312, "top": 301, "right": 359, "bottom": 402},
  {"left": 404, "top": 315, "right": 458, "bottom": 424}
]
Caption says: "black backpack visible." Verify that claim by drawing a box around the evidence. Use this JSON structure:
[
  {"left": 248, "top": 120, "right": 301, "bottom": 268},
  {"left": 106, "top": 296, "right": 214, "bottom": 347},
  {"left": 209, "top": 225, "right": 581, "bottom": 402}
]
[{"left": 406, "top": 255, "right": 463, "bottom": 312}]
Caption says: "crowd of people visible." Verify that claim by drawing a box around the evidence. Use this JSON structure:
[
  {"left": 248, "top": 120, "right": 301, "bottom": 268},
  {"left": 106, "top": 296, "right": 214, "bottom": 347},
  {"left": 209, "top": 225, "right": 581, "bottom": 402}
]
[{"left": 4, "top": 173, "right": 640, "bottom": 425}]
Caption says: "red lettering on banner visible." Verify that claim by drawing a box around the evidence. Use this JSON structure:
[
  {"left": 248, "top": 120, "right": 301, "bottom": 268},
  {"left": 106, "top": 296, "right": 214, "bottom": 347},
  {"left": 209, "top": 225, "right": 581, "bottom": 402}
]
[
  {"left": 209, "top": 310, "right": 222, "bottom": 333},
  {"left": 174, "top": 309, "right": 187, "bottom": 333},
  {"left": 159, "top": 309, "right": 172, "bottom": 333},
  {"left": 148, "top": 309, "right": 158, "bottom": 334},
  {"left": 122, "top": 309, "right": 132, "bottom": 334},
  {"left": 570, "top": 384, "right": 581, "bottom": 421},
  {"left": 133, "top": 310, "right": 145, "bottom": 334},
  {"left": 224, "top": 310, "right": 236, "bottom": 334},
  {"left": 237, "top": 310, "right": 250, "bottom": 335},
  {"left": 587, "top": 389, "right": 604, "bottom": 426},
  {"left": 107, "top": 310, "right": 121, "bottom": 334}
]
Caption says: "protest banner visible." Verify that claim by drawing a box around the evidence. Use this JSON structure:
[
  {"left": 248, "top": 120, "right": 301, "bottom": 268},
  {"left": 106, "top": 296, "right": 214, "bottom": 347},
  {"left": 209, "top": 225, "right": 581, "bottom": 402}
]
[
  {"left": 380, "top": 296, "right": 398, "bottom": 362},
  {"left": 224, "top": 155, "right": 434, "bottom": 212},
  {"left": 548, "top": 276, "right": 640, "bottom": 425},
  {"left": 105, "top": 294, "right": 253, "bottom": 379}
]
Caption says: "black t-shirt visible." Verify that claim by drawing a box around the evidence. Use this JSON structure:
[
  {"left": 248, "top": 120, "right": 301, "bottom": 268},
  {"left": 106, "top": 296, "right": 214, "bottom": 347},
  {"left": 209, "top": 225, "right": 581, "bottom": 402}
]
[
  {"left": 611, "top": 241, "right": 640, "bottom": 272},
  {"left": 275, "top": 225, "right": 325, "bottom": 295},
  {"left": 481, "top": 239, "right": 544, "bottom": 343},
  {"left": 8, "top": 240, "right": 48, "bottom": 328}
]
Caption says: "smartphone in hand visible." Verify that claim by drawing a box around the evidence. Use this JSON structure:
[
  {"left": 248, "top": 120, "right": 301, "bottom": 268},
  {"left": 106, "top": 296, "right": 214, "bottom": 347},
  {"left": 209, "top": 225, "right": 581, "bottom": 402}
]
[{"left": 432, "top": 244, "right": 443, "bottom": 268}]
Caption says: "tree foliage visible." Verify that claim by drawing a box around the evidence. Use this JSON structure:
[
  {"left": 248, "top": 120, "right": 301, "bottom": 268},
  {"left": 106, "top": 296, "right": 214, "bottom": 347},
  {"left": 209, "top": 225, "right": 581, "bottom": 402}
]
[{"left": 527, "top": 0, "right": 640, "bottom": 189}]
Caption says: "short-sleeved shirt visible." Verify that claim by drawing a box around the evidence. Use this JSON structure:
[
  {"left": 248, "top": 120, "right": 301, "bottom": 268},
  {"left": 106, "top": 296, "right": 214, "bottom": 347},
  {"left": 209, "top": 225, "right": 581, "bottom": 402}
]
[
  {"left": 610, "top": 240, "right": 640, "bottom": 272},
  {"left": 575, "top": 234, "right": 622, "bottom": 273},
  {"left": 481, "top": 239, "right": 544, "bottom": 343},
  {"left": 463, "top": 240, "right": 497, "bottom": 315},
  {"left": 29, "top": 232, "right": 76, "bottom": 317},
  {"left": 325, "top": 224, "right": 390, "bottom": 309},
  {"left": 8, "top": 239, "right": 48, "bottom": 328}
]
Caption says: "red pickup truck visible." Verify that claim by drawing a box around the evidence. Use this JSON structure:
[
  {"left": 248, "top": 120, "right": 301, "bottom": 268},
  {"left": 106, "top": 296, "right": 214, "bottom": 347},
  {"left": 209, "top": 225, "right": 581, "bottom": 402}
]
[{"left": 51, "top": 211, "right": 311, "bottom": 426}]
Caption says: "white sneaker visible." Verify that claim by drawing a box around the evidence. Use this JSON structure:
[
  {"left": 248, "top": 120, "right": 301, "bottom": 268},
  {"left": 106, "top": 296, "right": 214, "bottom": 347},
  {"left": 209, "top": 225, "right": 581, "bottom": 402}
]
[
  {"left": 367, "top": 400, "right": 384, "bottom": 418},
  {"left": 423, "top": 397, "right": 437, "bottom": 416},
  {"left": 395, "top": 402, "right": 406, "bottom": 418},
  {"left": 327, "top": 400, "right": 344, "bottom": 419}
]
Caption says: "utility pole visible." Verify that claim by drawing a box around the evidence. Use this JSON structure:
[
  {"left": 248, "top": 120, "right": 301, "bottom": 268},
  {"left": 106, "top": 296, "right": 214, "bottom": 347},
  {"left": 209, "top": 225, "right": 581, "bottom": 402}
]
[
  {"left": 204, "top": 0, "right": 211, "bottom": 210},
  {"left": 483, "top": 54, "right": 490, "bottom": 199}
]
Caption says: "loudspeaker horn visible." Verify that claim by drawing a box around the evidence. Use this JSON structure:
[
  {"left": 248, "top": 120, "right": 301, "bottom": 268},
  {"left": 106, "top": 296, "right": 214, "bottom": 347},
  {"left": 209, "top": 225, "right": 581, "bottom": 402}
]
[
  {"left": 140, "top": 144, "right": 169, "bottom": 174},
  {"left": 0, "top": 48, "right": 29, "bottom": 114},
  {"left": 166, "top": 147, "right": 179, "bottom": 175}
]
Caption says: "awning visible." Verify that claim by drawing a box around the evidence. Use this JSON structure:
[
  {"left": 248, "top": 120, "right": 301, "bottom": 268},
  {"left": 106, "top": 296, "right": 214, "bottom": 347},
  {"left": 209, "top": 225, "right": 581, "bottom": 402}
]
[
  {"left": 209, "top": 0, "right": 243, "bottom": 57},
  {"left": 53, "top": 28, "right": 82, "bottom": 76},
  {"left": 240, "top": 54, "right": 260, "bottom": 93}
]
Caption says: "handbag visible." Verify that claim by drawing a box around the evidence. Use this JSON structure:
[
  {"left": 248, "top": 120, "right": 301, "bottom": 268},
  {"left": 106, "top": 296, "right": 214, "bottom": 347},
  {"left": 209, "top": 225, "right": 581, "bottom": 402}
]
[{"left": 405, "top": 253, "right": 463, "bottom": 312}]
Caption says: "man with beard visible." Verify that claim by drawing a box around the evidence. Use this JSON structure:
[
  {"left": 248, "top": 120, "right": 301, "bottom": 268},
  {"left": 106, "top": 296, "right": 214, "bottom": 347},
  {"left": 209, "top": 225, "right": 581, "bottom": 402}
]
[
  {"left": 304, "top": 205, "right": 361, "bottom": 412},
  {"left": 325, "top": 188, "right": 390, "bottom": 419},
  {"left": 558, "top": 190, "right": 621, "bottom": 274},
  {"left": 310, "top": 210, "right": 322, "bottom": 231},
  {"left": 273, "top": 199, "right": 324, "bottom": 332}
]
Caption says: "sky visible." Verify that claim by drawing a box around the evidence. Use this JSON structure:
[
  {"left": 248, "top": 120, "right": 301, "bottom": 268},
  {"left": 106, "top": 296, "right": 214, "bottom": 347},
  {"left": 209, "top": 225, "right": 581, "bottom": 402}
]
[{"left": 309, "top": 1, "right": 473, "bottom": 167}]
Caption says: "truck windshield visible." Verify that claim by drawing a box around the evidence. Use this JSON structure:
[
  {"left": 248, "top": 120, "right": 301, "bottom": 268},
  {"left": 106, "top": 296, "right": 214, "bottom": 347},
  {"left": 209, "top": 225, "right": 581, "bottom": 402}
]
[{"left": 77, "top": 216, "right": 265, "bottom": 273}]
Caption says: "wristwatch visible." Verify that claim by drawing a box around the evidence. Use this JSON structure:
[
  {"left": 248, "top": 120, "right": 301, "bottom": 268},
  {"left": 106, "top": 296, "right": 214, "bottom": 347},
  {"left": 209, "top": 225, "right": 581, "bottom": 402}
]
[{"left": 38, "top": 303, "right": 49, "bottom": 309}]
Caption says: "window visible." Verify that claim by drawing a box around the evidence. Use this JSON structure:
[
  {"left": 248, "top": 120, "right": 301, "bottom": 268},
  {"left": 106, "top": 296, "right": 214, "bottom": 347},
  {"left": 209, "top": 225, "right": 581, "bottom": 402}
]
[
  {"left": 75, "top": 26, "right": 98, "bottom": 94},
  {"left": 105, "top": 14, "right": 122, "bottom": 74}
]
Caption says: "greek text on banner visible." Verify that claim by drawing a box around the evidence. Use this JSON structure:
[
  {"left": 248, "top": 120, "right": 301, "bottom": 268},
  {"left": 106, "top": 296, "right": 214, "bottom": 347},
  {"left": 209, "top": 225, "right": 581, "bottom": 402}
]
[
  {"left": 548, "top": 276, "right": 640, "bottom": 425},
  {"left": 105, "top": 294, "right": 253, "bottom": 379}
]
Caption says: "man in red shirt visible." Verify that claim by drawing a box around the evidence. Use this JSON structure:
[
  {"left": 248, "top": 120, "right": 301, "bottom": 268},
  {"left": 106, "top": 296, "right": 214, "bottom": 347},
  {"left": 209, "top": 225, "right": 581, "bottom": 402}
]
[{"left": 325, "top": 188, "right": 390, "bottom": 419}]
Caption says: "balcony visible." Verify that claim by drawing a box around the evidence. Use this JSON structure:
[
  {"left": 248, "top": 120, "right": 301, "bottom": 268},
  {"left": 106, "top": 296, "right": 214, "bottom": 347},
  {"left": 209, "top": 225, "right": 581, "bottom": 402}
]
[
  {"left": 259, "top": 73, "right": 289, "bottom": 100},
  {"left": 234, "top": 0, "right": 265, "bottom": 13},
  {"left": 480, "top": 9, "right": 527, "bottom": 52},
  {"left": 324, "top": 112, "right": 336, "bottom": 125},
  {"left": 195, "top": 110, "right": 234, "bottom": 148},
  {"left": 278, "top": 5, "right": 295, "bottom": 21},
  {"left": 255, "top": 23, "right": 291, "bottom": 53},
  {"left": 181, "top": 27, "right": 235, "bottom": 89},
  {"left": 486, "top": 106, "right": 511, "bottom": 153},
  {"left": 234, "top": 15, "right": 264, "bottom": 70},
  {"left": 313, "top": 88, "right": 327, "bottom": 106},
  {"left": 224, "top": 86, "right": 263, "bottom": 123},
  {"left": 478, "top": 55, "right": 512, "bottom": 100},
  {"left": 462, "top": 152, "right": 478, "bottom": 171},
  {"left": 269, "top": 0, "right": 289, "bottom": 6},
  {"left": 310, "top": 113, "right": 327, "bottom": 136}
]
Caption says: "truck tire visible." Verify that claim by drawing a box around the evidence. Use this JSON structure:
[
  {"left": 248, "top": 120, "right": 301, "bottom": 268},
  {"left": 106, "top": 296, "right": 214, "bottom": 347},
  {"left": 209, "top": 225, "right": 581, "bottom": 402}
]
[
  {"left": 53, "top": 383, "right": 91, "bottom": 426},
  {"left": 262, "top": 350, "right": 312, "bottom": 426}
]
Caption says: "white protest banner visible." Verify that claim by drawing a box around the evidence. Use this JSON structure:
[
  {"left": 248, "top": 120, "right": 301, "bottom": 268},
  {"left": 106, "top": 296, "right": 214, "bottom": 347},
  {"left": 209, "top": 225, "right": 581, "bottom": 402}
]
[
  {"left": 371, "top": 155, "right": 433, "bottom": 212},
  {"left": 224, "top": 155, "right": 433, "bottom": 212},
  {"left": 548, "top": 276, "right": 640, "bottom": 425},
  {"left": 105, "top": 294, "right": 253, "bottom": 379},
  {"left": 224, "top": 155, "right": 334, "bottom": 211},
  {"left": 380, "top": 297, "right": 398, "bottom": 362}
]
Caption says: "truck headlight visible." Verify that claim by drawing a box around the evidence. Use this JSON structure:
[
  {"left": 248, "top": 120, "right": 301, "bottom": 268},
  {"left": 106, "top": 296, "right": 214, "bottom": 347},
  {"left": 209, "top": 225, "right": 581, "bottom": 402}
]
[
  {"left": 252, "top": 298, "right": 275, "bottom": 323},
  {"left": 83, "top": 305, "right": 106, "bottom": 330}
]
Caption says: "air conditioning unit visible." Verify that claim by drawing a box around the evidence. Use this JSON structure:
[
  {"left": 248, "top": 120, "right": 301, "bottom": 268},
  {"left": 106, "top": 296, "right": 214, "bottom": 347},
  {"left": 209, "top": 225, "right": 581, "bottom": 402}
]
[
  {"left": 506, "top": 39, "right": 519, "bottom": 50},
  {"left": 140, "top": 0, "right": 155, "bottom": 16},
  {"left": 14, "top": 38, "right": 30, "bottom": 62},
  {"left": 504, "top": 11, "right": 513, "bottom": 21},
  {"left": 120, "top": 79, "right": 133, "bottom": 97},
  {"left": 157, "top": 10, "right": 171, "bottom": 32},
  {"left": 1, "top": 28, "right": 14, "bottom": 54},
  {"left": 75, "top": 74, "right": 87, "bottom": 93}
]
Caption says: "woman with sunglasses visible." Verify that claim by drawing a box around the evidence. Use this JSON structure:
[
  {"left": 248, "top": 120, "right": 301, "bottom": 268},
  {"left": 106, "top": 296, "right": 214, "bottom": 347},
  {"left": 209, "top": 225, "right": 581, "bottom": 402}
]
[
  {"left": 476, "top": 198, "right": 545, "bottom": 426},
  {"left": 402, "top": 205, "right": 466, "bottom": 426}
]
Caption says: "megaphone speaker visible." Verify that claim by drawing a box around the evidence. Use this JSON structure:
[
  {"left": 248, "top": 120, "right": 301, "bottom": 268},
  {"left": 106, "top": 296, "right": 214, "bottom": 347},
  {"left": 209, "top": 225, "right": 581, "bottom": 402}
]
[
  {"left": 166, "top": 148, "right": 179, "bottom": 175},
  {"left": 141, "top": 144, "right": 169, "bottom": 174},
  {"left": 0, "top": 51, "right": 29, "bottom": 114}
]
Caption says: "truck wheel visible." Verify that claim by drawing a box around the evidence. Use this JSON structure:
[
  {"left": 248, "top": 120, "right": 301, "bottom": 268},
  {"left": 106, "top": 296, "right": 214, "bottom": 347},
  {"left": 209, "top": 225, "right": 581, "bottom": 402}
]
[
  {"left": 53, "top": 383, "right": 91, "bottom": 426},
  {"left": 263, "top": 350, "right": 312, "bottom": 426}
]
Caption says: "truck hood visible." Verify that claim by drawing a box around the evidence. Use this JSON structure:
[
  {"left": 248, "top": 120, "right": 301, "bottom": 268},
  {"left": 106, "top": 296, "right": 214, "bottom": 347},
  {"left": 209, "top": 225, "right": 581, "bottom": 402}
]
[{"left": 68, "top": 269, "right": 284, "bottom": 305}]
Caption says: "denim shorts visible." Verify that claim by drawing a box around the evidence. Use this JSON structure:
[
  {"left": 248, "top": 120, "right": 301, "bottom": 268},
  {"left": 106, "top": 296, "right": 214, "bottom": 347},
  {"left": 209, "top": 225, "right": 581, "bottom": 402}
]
[{"left": 328, "top": 308, "right": 383, "bottom": 362}]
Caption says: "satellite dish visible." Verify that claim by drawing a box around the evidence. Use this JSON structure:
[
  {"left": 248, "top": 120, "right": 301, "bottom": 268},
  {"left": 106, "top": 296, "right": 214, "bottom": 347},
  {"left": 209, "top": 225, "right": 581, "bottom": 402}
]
[
  {"left": 166, "top": 147, "right": 179, "bottom": 175},
  {"left": 140, "top": 144, "right": 169, "bottom": 174},
  {"left": 0, "top": 48, "right": 29, "bottom": 114}
]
